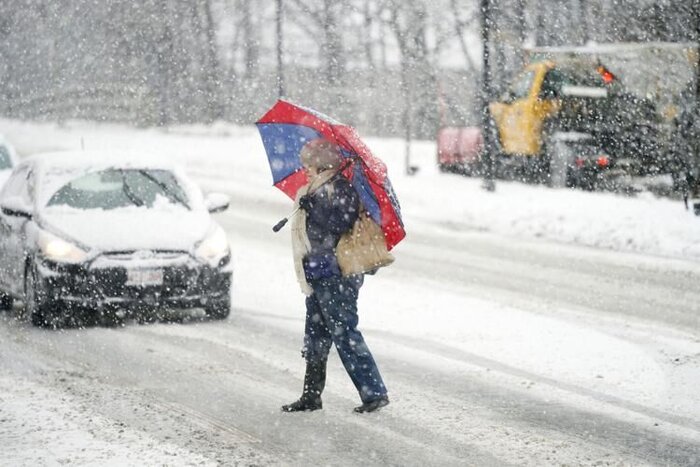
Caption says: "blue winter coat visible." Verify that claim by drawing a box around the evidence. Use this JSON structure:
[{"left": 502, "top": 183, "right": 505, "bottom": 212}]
[{"left": 302, "top": 177, "right": 359, "bottom": 280}]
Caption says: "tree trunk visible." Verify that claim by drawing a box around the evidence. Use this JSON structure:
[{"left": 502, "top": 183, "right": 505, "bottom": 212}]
[
  {"left": 449, "top": 0, "right": 478, "bottom": 71},
  {"left": 201, "top": 0, "right": 223, "bottom": 121},
  {"left": 322, "top": 0, "right": 345, "bottom": 108},
  {"left": 242, "top": 0, "right": 259, "bottom": 82}
]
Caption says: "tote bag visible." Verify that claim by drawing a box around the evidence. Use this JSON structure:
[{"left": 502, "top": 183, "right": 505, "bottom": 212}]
[{"left": 336, "top": 211, "right": 394, "bottom": 276}]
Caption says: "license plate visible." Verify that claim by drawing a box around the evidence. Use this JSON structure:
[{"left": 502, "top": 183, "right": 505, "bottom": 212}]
[{"left": 126, "top": 269, "right": 163, "bottom": 286}]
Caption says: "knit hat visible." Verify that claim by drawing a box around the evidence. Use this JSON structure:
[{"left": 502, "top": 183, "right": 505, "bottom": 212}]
[{"left": 300, "top": 139, "right": 342, "bottom": 171}]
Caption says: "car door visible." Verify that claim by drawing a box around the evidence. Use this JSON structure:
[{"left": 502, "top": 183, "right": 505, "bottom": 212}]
[{"left": 0, "top": 165, "right": 34, "bottom": 296}]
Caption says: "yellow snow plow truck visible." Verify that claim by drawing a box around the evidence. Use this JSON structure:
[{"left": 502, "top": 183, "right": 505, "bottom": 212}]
[{"left": 488, "top": 42, "right": 698, "bottom": 188}]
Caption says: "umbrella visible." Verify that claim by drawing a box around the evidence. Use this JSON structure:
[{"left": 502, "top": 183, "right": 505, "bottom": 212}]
[{"left": 256, "top": 99, "right": 405, "bottom": 250}]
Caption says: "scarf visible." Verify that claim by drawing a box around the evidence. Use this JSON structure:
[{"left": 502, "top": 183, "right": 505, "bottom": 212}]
[{"left": 291, "top": 169, "right": 339, "bottom": 296}]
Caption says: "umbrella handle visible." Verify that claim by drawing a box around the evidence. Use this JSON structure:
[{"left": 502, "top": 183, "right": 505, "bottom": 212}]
[
  {"left": 272, "top": 206, "right": 301, "bottom": 232},
  {"left": 272, "top": 217, "right": 289, "bottom": 232}
]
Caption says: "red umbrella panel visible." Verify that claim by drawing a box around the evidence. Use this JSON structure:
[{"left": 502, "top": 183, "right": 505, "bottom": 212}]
[{"left": 256, "top": 100, "right": 405, "bottom": 250}]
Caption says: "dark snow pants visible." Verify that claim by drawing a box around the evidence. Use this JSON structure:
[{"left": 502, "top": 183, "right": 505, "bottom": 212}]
[{"left": 302, "top": 274, "right": 388, "bottom": 403}]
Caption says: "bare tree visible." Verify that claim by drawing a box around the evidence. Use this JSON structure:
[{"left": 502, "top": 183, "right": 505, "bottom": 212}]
[
  {"left": 449, "top": 0, "right": 479, "bottom": 71},
  {"left": 380, "top": 0, "right": 443, "bottom": 138},
  {"left": 241, "top": 0, "right": 260, "bottom": 81},
  {"left": 286, "top": 0, "right": 348, "bottom": 108},
  {"left": 196, "top": 0, "right": 224, "bottom": 120}
]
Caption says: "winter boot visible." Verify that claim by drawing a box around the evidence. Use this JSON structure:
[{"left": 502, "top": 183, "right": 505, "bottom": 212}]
[
  {"left": 354, "top": 395, "right": 389, "bottom": 413},
  {"left": 281, "top": 360, "right": 327, "bottom": 412}
]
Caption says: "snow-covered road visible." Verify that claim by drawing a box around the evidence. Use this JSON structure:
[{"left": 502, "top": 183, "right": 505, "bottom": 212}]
[{"left": 1, "top": 120, "right": 699, "bottom": 466}]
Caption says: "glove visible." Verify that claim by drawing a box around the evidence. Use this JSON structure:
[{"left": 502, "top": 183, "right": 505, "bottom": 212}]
[{"left": 298, "top": 194, "right": 314, "bottom": 211}]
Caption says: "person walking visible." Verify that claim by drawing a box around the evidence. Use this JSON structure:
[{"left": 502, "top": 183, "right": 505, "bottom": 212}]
[{"left": 282, "top": 139, "right": 389, "bottom": 414}]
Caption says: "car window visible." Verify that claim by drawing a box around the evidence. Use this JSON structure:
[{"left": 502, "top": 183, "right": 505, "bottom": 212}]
[
  {"left": 0, "top": 146, "right": 12, "bottom": 170},
  {"left": 0, "top": 165, "right": 32, "bottom": 204},
  {"left": 47, "top": 169, "right": 190, "bottom": 210},
  {"left": 510, "top": 70, "right": 536, "bottom": 100}
]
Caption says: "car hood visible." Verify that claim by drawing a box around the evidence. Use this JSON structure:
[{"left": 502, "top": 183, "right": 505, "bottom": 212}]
[{"left": 40, "top": 206, "right": 212, "bottom": 252}]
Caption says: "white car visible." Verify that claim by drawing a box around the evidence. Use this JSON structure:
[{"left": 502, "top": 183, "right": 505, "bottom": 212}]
[
  {"left": 0, "top": 151, "right": 233, "bottom": 327},
  {"left": 0, "top": 136, "right": 19, "bottom": 188}
]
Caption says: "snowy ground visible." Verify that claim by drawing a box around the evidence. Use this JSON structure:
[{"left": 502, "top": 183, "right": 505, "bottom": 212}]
[{"left": 0, "top": 119, "right": 699, "bottom": 466}]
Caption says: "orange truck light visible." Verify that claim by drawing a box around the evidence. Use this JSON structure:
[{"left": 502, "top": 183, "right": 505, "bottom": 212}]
[{"left": 597, "top": 66, "right": 615, "bottom": 84}]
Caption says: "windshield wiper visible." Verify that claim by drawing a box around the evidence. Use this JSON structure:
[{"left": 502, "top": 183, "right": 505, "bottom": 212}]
[
  {"left": 137, "top": 170, "right": 190, "bottom": 209},
  {"left": 119, "top": 171, "right": 145, "bottom": 207}
]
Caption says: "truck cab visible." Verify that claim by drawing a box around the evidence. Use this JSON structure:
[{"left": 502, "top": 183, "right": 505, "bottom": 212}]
[{"left": 490, "top": 60, "right": 618, "bottom": 159}]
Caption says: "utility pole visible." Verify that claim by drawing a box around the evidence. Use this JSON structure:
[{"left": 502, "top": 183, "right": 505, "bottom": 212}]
[
  {"left": 481, "top": 0, "right": 495, "bottom": 191},
  {"left": 276, "top": 0, "right": 284, "bottom": 98},
  {"left": 692, "top": 0, "right": 700, "bottom": 202},
  {"left": 402, "top": 59, "right": 416, "bottom": 176}
]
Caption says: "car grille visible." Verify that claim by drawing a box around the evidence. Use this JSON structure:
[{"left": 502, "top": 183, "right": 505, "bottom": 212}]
[
  {"left": 89, "top": 266, "right": 200, "bottom": 299},
  {"left": 43, "top": 249, "right": 231, "bottom": 306},
  {"left": 85, "top": 250, "right": 200, "bottom": 299}
]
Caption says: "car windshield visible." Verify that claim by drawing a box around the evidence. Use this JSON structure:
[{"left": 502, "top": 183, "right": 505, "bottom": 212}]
[
  {"left": 47, "top": 168, "right": 189, "bottom": 210},
  {"left": 0, "top": 146, "right": 12, "bottom": 170}
]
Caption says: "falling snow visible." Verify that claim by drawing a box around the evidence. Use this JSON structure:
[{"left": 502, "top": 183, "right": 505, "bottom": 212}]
[{"left": 1, "top": 1, "right": 700, "bottom": 466}]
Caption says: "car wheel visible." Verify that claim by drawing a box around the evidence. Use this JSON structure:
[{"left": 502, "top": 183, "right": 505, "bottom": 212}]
[
  {"left": 0, "top": 292, "right": 13, "bottom": 312},
  {"left": 24, "top": 264, "right": 59, "bottom": 328},
  {"left": 205, "top": 295, "right": 231, "bottom": 320}
]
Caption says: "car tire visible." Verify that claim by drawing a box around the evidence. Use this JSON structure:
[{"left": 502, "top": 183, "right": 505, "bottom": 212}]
[
  {"left": 24, "top": 263, "right": 60, "bottom": 328},
  {"left": 205, "top": 295, "right": 231, "bottom": 320},
  {"left": 0, "top": 292, "right": 13, "bottom": 312}
]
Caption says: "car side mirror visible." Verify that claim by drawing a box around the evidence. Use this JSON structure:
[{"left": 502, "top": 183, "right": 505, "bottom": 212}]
[
  {"left": 204, "top": 193, "right": 230, "bottom": 214},
  {"left": 0, "top": 196, "right": 32, "bottom": 219}
]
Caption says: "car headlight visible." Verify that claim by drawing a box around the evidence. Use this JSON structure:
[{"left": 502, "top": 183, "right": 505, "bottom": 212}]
[
  {"left": 195, "top": 226, "right": 230, "bottom": 266},
  {"left": 38, "top": 231, "right": 88, "bottom": 264}
]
